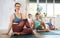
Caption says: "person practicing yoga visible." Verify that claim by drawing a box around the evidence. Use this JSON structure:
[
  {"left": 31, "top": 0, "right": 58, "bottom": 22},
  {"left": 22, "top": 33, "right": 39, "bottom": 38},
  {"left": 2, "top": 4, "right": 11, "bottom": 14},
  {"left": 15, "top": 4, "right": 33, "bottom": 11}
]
[
  {"left": 27, "top": 14, "right": 33, "bottom": 28},
  {"left": 46, "top": 18, "right": 57, "bottom": 30},
  {"left": 2, "top": 3, "right": 33, "bottom": 35},
  {"left": 32, "top": 13, "right": 49, "bottom": 32}
]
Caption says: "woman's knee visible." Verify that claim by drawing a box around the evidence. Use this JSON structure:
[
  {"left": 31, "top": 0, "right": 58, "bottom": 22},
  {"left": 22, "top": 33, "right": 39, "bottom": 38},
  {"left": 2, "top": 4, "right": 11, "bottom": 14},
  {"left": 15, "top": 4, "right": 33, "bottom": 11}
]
[
  {"left": 18, "top": 21, "right": 24, "bottom": 27},
  {"left": 28, "top": 28, "right": 33, "bottom": 32},
  {"left": 40, "top": 21, "right": 45, "bottom": 26},
  {"left": 25, "top": 28, "right": 33, "bottom": 34}
]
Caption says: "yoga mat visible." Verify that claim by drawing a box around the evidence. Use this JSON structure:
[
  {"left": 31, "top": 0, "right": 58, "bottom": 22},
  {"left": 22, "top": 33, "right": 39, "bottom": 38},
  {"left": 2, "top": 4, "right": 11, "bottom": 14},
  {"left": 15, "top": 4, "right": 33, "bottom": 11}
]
[
  {"left": 10, "top": 30, "right": 60, "bottom": 38},
  {"left": 51, "top": 30, "right": 60, "bottom": 34},
  {"left": 10, "top": 35, "right": 38, "bottom": 38},
  {"left": 38, "top": 30, "right": 60, "bottom": 35},
  {"left": 33, "top": 29, "right": 60, "bottom": 35}
]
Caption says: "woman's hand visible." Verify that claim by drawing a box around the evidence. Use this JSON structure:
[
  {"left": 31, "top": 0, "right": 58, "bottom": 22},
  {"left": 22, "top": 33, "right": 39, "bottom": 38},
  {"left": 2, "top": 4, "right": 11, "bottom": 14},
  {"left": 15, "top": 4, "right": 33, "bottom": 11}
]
[
  {"left": 2, "top": 31, "right": 9, "bottom": 35},
  {"left": 13, "top": 32, "right": 20, "bottom": 35}
]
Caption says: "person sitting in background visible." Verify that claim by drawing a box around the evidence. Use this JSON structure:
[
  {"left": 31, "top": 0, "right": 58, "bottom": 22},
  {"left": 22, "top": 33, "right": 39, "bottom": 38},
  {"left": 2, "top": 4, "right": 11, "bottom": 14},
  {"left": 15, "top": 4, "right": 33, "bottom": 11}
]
[
  {"left": 46, "top": 18, "right": 57, "bottom": 30},
  {"left": 32, "top": 13, "right": 49, "bottom": 32},
  {"left": 39, "top": 15, "right": 57, "bottom": 30},
  {"left": 27, "top": 14, "right": 34, "bottom": 29}
]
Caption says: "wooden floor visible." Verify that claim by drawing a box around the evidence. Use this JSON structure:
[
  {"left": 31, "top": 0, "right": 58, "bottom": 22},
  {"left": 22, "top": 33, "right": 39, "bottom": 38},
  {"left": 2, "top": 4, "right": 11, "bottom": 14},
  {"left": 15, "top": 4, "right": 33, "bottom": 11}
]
[{"left": 0, "top": 30, "right": 60, "bottom": 38}]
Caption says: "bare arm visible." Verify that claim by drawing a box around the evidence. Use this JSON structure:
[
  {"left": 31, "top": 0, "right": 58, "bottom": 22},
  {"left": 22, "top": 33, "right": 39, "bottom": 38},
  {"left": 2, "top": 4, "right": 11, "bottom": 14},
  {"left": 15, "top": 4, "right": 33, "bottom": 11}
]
[
  {"left": 31, "top": 20, "right": 35, "bottom": 29},
  {"left": 2, "top": 14, "right": 14, "bottom": 35},
  {"left": 40, "top": 20, "right": 46, "bottom": 29},
  {"left": 7, "top": 14, "right": 14, "bottom": 34},
  {"left": 21, "top": 13, "right": 27, "bottom": 19}
]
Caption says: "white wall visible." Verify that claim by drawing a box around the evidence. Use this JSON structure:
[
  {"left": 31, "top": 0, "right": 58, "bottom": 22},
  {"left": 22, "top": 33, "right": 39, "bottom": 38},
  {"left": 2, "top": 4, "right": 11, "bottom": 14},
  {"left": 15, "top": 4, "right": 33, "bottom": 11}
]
[
  {"left": 0, "top": 0, "right": 26, "bottom": 30},
  {"left": 0, "top": 0, "right": 3, "bottom": 28},
  {"left": 0, "top": 0, "right": 15, "bottom": 30}
]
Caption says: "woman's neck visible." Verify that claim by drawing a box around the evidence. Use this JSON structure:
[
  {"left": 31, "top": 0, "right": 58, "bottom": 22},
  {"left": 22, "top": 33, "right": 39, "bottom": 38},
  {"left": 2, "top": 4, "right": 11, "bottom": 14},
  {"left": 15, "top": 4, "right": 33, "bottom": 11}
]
[
  {"left": 16, "top": 11, "right": 20, "bottom": 14},
  {"left": 36, "top": 18, "right": 39, "bottom": 20}
]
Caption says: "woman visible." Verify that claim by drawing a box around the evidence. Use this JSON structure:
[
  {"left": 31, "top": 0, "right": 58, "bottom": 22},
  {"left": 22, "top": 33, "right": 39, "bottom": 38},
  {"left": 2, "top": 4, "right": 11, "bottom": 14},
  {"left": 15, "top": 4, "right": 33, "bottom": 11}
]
[
  {"left": 32, "top": 13, "right": 49, "bottom": 32},
  {"left": 3, "top": 3, "right": 33, "bottom": 35},
  {"left": 27, "top": 14, "right": 34, "bottom": 29},
  {"left": 46, "top": 19, "right": 57, "bottom": 30}
]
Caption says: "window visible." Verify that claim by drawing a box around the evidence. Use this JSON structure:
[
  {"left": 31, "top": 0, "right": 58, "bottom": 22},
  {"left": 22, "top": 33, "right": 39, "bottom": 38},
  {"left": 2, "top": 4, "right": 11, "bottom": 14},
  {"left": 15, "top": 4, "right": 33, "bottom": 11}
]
[
  {"left": 54, "top": 0, "right": 60, "bottom": 16},
  {"left": 39, "top": 0, "right": 46, "bottom": 3},
  {"left": 28, "top": 3, "right": 37, "bottom": 16},
  {"left": 47, "top": 0, "right": 53, "bottom": 3},
  {"left": 39, "top": 3, "right": 46, "bottom": 14},
  {"left": 29, "top": 0, "right": 37, "bottom": 3},
  {"left": 28, "top": 0, "right": 60, "bottom": 17},
  {"left": 55, "top": 0, "right": 60, "bottom": 3},
  {"left": 47, "top": 4, "right": 53, "bottom": 17},
  {"left": 54, "top": 4, "right": 60, "bottom": 16}
]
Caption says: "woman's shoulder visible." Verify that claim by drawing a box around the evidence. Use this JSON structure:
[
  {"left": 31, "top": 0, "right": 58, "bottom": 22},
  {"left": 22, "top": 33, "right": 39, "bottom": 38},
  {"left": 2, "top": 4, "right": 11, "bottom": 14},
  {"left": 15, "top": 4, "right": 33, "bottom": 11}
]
[
  {"left": 10, "top": 13, "right": 15, "bottom": 19},
  {"left": 21, "top": 13, "right": 25, "bottom": 15},
  {"left": 21, "top": 13, "right": 27, "bottom": 19},
  {"left": 11, "top": 13, "right": 14, "bottom": 16}
]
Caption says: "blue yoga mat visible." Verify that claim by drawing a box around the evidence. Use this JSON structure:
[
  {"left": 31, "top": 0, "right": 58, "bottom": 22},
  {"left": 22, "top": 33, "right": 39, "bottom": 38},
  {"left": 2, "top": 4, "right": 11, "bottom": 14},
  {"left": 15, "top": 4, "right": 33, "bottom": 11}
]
[
  {"left": 10, "top": 35, "right": 38, "bottom": 38},
  {"left": 39, "top": 32, "right": 60, "bottom": 35},
  {"left": 38, "top": 30, "right": 60, "bottom": 35},
  {"left": 10, "top": 30, "right": 60, "bottom": 38}
]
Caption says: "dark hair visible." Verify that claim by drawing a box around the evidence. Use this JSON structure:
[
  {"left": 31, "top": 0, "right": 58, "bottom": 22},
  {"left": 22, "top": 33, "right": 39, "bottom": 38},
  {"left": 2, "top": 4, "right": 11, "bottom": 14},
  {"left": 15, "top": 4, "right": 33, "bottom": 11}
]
[
  {"left": 15, "top": 3, "right": 21, "bottom": 12},
  {"left": 28, "top": 14, "right": 31, "bottom": 16},
  {"left": 35, "top": 13, "right": 39, "bottom": 16},
  {"left": 15, "top": 3, "right": 21, "bottom": 6}
]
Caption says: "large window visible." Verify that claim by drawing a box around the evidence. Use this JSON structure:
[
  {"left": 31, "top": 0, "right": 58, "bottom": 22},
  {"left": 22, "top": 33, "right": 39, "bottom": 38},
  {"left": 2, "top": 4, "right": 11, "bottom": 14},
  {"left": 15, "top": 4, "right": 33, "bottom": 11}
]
[
  {"left": 29, "top": 0, "right": 37, "bottom": 3},
  {"left": 55, "top": 0, "right": 60, "bottom": 3},
  {"left": 28, "top": 0, "right": 60, "bottom": 17},
  {"left": 47, "top": 0, "right": 53, "bottom": 3},
  {"left": 39, "top": 3, "right": 46, "bottom": 15},
  {"left": 28, "top": 3, "right": 37, "bottom": 16},
  {"left": 54, "top": 0, "right": 60, "bottom": 17},
  {"left": 55, "top": 4, "right": 60, "bottom": 16},
  {"left": 47, "top": 4, "right": 53, "bottom": 17},
  {"left": 39, "top": 0, "right": 46, "bottom": 3}
]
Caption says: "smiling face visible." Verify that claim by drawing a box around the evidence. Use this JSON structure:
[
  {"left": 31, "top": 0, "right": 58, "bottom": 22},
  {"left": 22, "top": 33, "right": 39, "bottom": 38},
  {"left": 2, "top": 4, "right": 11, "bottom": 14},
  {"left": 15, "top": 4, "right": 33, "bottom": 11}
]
[
  {"left": 35, "top": 15, "right": 39, "bottom": 20},
  {"left": 15, "top": 3, "right": 20, "bottom": 12},
  {"left": 28, "top": 14, "right": 32, "bottom": 18},
  {"left": 35, "top": 13, "right": 39, "bottom": 20}
]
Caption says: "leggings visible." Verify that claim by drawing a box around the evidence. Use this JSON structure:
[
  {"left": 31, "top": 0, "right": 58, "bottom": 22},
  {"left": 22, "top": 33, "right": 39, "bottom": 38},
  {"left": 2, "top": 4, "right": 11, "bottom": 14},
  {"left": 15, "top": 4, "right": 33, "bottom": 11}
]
[{"left": 12, "top": 19, "right": 33, "bottom": 34}]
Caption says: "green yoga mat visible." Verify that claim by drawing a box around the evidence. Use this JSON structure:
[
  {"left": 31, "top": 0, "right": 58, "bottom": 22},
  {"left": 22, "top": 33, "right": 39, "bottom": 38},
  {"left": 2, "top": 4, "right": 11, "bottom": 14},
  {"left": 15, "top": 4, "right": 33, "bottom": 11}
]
[
  {"left": 10, "top": 30, "right": 60, "bottom": 38},
  {"left": 33, "top": 29, "right": 60, "bottom": 35},
  {"left": 10, "top": 35, "right": 38, "bottom": 38},
  {"left": 40, "top": 32, "right": 59, "bottom": 35},
  {"left": 39, "top": 32, "right": 60, "bottom": 35}
]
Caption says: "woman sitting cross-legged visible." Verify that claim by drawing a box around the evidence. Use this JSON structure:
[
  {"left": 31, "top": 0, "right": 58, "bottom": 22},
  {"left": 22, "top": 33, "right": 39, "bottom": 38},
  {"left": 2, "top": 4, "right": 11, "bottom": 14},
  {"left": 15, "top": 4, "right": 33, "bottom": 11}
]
[
  {"left": 32, "top": 13, "right": 50, "bottom": 32},
  {"left": 2, "top": 3, "right": 33, "bottom": 35}
]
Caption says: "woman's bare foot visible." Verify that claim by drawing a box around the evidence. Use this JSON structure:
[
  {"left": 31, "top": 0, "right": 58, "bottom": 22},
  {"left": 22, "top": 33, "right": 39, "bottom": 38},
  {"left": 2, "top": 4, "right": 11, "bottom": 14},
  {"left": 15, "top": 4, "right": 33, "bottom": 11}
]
[
  {"left": 32, "top": 31, "right": 37, "bottom": 35},
  {"left": 13, "top": 32, "right": 20, "bottom": 35},
  {"left": 37, "top": 29, "right": 50, "bottom": 32},
  {"left": 45, "top": 29, "right": 50, "bottom": 32}
]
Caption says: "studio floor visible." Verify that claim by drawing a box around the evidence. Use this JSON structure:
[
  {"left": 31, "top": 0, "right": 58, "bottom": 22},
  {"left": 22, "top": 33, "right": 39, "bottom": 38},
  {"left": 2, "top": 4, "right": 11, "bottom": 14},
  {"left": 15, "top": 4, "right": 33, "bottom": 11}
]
[{"left": 0, "top": 30, "right": 60, "bottom": 38}]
